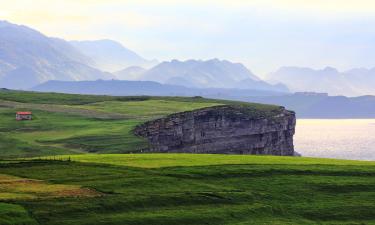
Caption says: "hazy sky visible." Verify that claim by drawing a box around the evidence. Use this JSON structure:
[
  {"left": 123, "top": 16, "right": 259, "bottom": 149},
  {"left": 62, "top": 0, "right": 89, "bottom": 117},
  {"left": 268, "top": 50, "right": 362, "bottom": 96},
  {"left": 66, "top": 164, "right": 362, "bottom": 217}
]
[{"left": 1, "top": 0, "right": 375, "bottom": 76}]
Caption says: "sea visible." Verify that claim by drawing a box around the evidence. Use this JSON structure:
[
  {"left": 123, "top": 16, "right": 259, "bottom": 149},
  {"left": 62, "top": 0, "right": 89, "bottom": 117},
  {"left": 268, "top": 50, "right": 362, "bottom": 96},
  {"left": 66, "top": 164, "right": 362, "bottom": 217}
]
[{"left": 295, "top": 119, "right": 375, "bottom": 160}]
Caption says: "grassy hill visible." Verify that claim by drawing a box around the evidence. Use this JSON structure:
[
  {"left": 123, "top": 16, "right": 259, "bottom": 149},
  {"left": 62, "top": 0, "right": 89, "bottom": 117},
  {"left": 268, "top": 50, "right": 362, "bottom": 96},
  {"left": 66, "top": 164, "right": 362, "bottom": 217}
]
[
  {"left": 0, "top": 90, "right": 282, "bottom": 158},
  {"left": 1, "top": 90, "right": 375, "bottom": 224}
]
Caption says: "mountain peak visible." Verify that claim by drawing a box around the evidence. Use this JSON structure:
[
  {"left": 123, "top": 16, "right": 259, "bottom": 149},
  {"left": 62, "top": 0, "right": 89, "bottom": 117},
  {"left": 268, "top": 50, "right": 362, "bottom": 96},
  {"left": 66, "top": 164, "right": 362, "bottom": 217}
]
[
  {"left": 207, "top": 58, "right": 221, "bottom": 62},
  {"left": 0, "top": 21, "right": 114, "bottom": 89},
  {"left": 0, "top": 20, "right": 19, "bottom": 27},
  {"left": 322, "top": 66, "right": 338, "bottom": 74},
  {"left": 0, "top": 20, "right": 11, "bottom": 26},
  {"left": 138, "top": 59, "right": 286, "bottom": 92}
]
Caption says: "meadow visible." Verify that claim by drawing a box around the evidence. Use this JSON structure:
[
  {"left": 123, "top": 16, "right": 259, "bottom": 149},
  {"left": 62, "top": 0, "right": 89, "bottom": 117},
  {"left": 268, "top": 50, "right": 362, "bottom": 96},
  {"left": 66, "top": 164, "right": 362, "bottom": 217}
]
[
  {"left": 1, "top": 155, "right": 375, "bottom": 224},
  {"left": 0, "top": 91, "right": 226, "bottom": 158},
  {"left": 0, "top": 90, "right": 375, "bottom": 224},
  {"left": 0, "top": 90, "right": 282, "bottom": 158}
]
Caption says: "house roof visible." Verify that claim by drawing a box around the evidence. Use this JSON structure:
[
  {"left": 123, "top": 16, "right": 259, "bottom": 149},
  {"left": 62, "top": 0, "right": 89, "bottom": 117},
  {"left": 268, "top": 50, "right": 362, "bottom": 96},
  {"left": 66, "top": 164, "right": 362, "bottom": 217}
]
[{"left": 16, "top": 112, "right": 32, "bottom": 115}]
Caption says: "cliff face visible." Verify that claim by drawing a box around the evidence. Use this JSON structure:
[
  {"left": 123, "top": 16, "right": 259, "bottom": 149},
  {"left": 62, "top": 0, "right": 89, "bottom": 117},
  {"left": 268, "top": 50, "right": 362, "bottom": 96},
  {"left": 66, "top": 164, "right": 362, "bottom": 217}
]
[{"left": 134, "top": 105, "right": 296, "bottom": 155}]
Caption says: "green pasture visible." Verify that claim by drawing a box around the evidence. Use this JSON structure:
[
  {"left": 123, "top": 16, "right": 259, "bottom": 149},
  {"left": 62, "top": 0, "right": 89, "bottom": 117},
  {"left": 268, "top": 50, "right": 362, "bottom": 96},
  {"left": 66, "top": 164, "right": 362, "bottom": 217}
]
[
  {"left": 65, "top": 153, "right": 375, "bottom": 168},
  {"left": 1, "top": 90, "right": 375, "bottom": 224},
  {"left": 0, "top": 91, "right": 234, "bottom": 158},
  {"left": 0, "top": 155, "right": 374, "bottom": 224},
  {"left": 0, "top": 91, "right": 282, "bottom": 158}
]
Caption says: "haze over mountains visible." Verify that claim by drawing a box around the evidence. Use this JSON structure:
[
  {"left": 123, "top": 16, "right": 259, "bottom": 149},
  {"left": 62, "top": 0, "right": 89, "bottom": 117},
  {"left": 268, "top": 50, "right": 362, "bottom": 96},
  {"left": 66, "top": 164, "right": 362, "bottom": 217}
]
[
  {"left": 70, "top": 40, "right": 157, "bottom": 72},
  {"left": 240, "top": 92, "right": 375, "bottom": 118},
  {"left": 138, "top": 59, "right": 289, "bottom": 92},
  {"left": 2, "top": 18, "right": 375, "bottom": 119},
  {"left": 0, "top": 20, "right": 285, "bottom": 93},
  {"left": 33, "top": 80, "right": 284, "bottom": 98},
  {"left": 115, "top": 66, "right": 147, "bottom": 80},
  {"left": 268, "top": 66, "right": 375, "bottom": 96},
  {"left": 0, "top": 20, "right": 114, "bottom": 89},
  {"left": 32, "top": 80, "right": 375, "bottom": 118},
  {"left": 3, "top": 19, "right": 375, "bottom": 98}
]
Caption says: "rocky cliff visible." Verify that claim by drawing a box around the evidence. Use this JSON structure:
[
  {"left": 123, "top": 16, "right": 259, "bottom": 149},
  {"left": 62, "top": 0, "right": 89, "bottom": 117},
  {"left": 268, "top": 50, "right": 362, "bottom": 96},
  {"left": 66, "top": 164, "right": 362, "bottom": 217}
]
[{"left": 134, "top": 105, "right": 296, "bottom": 155}]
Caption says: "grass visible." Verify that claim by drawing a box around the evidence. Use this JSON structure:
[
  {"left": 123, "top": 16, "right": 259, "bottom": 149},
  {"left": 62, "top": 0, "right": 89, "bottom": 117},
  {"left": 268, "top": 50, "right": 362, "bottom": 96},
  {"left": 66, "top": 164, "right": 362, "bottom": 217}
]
[
  {"left": 1, "top": 90, "right": 375, "bottom": 224},
  {"left": 0, "top": 108, "right": 147, "bottom": 157},
  {"left": 0, "top": 174, "right": 100, "bottom": 200},
  {"left": 0, "top": 89, "right": 151, "bottom": 105},
  {"left": 0, "top": 91, "right": 281, "bottom": 158},
  {"left": 0, "top": 202, "right": 38, "bottom": 225},
  {"left": 64, "top": 153, "right": 375, "bottom": 168},
  {"left": 0, "top": 155, "right": 374, "bottom": 224},
  {"left": 0, "top": 94, "right": 226, "bottom": 158},
  {"left": 75, "top": 100, "right": 222, "bottom": 119}
]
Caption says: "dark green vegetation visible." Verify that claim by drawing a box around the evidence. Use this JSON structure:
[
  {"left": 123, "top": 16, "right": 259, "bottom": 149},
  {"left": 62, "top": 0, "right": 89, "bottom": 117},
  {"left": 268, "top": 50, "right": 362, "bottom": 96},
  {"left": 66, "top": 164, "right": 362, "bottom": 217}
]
[
  {"left": 1, "top": 90, "right": 375, "bottom": 224},
  {"left": 1, "top": 156, "right": 375, "bottom": 225}
]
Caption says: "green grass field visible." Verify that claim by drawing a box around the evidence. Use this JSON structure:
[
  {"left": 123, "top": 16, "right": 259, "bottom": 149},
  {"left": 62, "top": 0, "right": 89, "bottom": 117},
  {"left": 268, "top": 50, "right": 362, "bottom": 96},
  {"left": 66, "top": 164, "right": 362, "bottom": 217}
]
[
  {"left": 1, "top": 155, "right": 375, "bottom": 225},
  {"left": 62, "top": 153, "right": 375, "bottom": 168},
  {"left": 1, "top": 90, "right": 375, "bottom": 224},
  {"left": 0, "top": 91, "right": 282, "bottom": 158},
  {"left": 0, "top": 91, "right": 231, "bottom": 158}
]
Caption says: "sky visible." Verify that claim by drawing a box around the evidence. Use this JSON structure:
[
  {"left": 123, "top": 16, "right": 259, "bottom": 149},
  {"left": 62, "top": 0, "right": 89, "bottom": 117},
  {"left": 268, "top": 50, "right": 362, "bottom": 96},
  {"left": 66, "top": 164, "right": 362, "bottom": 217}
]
[{"left": 1, "top": 0, "right": 375, "bottom": 76}]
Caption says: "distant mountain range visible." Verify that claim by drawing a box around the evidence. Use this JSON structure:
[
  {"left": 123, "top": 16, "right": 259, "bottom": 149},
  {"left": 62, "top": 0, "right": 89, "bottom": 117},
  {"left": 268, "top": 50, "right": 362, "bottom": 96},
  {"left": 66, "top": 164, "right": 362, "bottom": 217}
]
[
  {"left": 32, "top": 80, "right": 285, "bottom": 98},
  {"left": 243, "top": 92, "right": 375, "bottom": 118},
  {"left": 0, "top": 20, "right": 287, "bottom": 93},
  {"left": 5, "top": 19, "right": 375, "bottom": 98},
  {"left": 0, "top": 20, "right": 114, "bottom": 89},
  {"left": 32, "top": 80, "right": 375, "bottom": 118},
  {"left": 268, "top": 66, "right": 375, "bottom": 96},
  {"left": 137, "top": 59, "right": 289, "bottom": 92}
]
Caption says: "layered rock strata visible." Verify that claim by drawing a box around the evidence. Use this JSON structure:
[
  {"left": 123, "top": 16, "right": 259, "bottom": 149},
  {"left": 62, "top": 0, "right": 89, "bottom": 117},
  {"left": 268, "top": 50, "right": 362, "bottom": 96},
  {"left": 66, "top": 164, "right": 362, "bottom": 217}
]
[{"left": 134, "top": 105, "right": 296, "bottom": 155}]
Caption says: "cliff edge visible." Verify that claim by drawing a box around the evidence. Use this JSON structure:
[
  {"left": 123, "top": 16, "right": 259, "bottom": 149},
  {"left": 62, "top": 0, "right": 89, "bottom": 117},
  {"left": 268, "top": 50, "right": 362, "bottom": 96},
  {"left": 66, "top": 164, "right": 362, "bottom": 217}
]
[{"left": 134, "top": 104, "right": 296, "bottom": 155}]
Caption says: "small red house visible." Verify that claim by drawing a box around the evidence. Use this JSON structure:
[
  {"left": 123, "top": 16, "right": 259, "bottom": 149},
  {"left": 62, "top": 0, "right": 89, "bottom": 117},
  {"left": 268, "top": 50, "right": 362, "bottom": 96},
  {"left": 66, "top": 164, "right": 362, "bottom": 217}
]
[{"left": 16, "top": 112, "right": 32, "bottom": 121}]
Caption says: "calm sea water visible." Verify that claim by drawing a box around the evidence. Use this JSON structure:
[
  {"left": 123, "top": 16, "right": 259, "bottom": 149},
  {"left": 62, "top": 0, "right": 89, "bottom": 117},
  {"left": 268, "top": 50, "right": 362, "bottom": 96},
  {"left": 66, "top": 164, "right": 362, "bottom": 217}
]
[{"left": 295, "top": 119, "right": 375, "bottom": 160}]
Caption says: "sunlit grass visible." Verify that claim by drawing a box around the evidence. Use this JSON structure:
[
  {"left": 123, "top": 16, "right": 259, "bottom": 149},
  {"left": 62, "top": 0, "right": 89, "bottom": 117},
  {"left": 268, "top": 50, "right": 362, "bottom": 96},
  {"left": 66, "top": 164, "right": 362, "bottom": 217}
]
[
  {"left": 0, "top": 96, "right": 227, "bottom": 158},
  {"left": 2, "top": 157, "right": 375, "bottom": 225},
  {"left": 56, "top": 154, "right": 375, "bottom": 168},
  {"left": 77, "top": 100, "right": 222, "bottom": 120},
  {"left": 0, "top": 174, "right": 100, "bottom": 200}
]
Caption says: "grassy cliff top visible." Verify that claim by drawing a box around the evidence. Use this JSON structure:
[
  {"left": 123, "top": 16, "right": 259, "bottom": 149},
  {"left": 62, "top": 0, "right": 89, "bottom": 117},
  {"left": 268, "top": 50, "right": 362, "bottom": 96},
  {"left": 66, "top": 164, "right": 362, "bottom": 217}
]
[
  {"left": 0, "top": 90, "right": 282, "bottom": 158},
  {"left": 0, "top": 89, "right": 268, "bottom": 105}
]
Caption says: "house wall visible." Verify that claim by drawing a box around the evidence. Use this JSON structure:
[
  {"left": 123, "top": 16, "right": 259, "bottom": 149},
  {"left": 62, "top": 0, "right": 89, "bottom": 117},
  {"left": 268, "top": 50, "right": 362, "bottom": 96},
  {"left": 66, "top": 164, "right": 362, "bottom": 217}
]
[{"left": 16, "top": 115, "right": 32, "bottom": 120}]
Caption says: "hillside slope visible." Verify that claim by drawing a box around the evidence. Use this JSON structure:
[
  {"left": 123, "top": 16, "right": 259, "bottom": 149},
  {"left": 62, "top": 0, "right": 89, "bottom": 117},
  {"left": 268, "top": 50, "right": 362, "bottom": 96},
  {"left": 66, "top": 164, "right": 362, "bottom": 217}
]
[
  {"left": 0, "top": 90, "right": 282, "bottom": 158},
  {"left": 0, "top": 21, "right": 113, "bottom": 89}
]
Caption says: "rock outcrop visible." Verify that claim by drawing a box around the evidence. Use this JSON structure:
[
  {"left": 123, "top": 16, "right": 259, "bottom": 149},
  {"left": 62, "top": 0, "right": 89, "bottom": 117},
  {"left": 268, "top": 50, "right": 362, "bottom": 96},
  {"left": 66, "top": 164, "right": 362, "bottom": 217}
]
[{"left": 134, "top": 105, "right": 296, "bottom": 155}]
